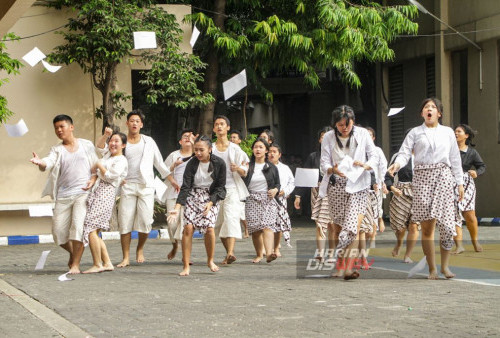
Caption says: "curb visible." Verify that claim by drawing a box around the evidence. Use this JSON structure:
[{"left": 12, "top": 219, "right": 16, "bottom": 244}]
[
  {"left": 477, "top": 218, "right": 500, "bottom": 225},
  {"left": 0, "top": 229, "right": 203, "bottom": 246}
]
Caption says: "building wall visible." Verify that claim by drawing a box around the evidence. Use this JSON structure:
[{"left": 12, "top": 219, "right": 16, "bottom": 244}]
[{"left": 0, "top": 4, "right": 192, "bottom": 235}]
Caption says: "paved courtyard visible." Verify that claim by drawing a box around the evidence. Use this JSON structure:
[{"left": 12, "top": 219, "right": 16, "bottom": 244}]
[{"left": 1, "top": 218, "right": 499, "bottom": 337}]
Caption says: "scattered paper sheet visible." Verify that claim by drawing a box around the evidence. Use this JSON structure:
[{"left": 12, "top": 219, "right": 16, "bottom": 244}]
[
  {"left": 4, "top": 119, "right": 29, "bottom": 137},
  {"left": 294, "top": 168, "right": 319, "bottom": 187},
  {"left": 35, "top": 250, "right": 51, "bottom": 270},
  {"left": 41, "top": 60, "right": 62, "bottom": 73},
  {"left": 133, "top": 31, "right": 157, "bottom": 49},
  {"left": 58, "top": 273, "right": 73, "bottom": 282},
  {"left": 388, "top": 107, "right": 405, "bottom": 117},
  {"left": 408, "top": 256, "right": 427, "bottom": 278},
  {"left": 337, "top": 155, "right": 364, "bottom": 183},
  {"left": 318, "top": 173, "right": 330, "bottom": 198},
  {"left": 22, "top": 47, "right": 46, "bottom": 67},
  {"left": 154, "top": 176, "right": 167, "bottom": 202},
  {"left": 29, "top": 204, "right": 53, "bottom": 217},
  {"left": 223, "top": 69, "right": 247, "bottom": 101},
  {"left": 190, "top": 26, "right": 200, "bottom": 48}
]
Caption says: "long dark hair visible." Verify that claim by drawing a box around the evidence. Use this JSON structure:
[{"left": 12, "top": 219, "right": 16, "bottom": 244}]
[
  {"left": 419, "top": 97, "right": 443, "bottom": 123},
  {"left": 250, "top": 137, "right": 271, "bottom": 170},
  {"left": 331, "top": 105, "right": 355, "bottom": 148},
  {"left": 109, "top": 131, "right": 127, "bottom": 156},
  {"left": 455, "top": 124, "right": 477, "bottom": 147}
]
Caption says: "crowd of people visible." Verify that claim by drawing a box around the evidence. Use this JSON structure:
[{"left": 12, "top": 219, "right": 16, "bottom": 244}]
[{"left": 30, "top": 97, "right": 485, "bottom": 280}]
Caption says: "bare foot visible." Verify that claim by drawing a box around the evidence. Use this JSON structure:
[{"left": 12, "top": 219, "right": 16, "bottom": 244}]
[
  {"left": 117, "top": 259, "right": 130, "bottom": 268},
  {"left": 68, "top": 266, "right": 81, "bottom": 274},
  {"left": 441, "top": 267, "right": 456, "bottom": 279},
  {"left": 392, "top": 245, "right": 401, "bottom": 257},
  {"left": 252, "top": 256, "right": 263, "bottom": 263},
  {"left": 360, "top": 258, "right": 371, "bottom": 270},
  {"left": 208, "top": 262, "right": 219, "bottom": 272},
  {"left": 378, "top": 219, "right": 385, "bottom": 232},
  {"left": 331, "top": 269, "right": 345, "bottom": 278},
  {"left": 179, "top": 268, "right": 190, "bottom": 276},
  {"left": 102, "top": 263, "right": 114, "bottom": 271},
  {"left": 274, "top": 251, "right": 282, "bottom": 258},
  {"left": 266, "top": 253, "right": 277, "bottom": 263},
  {"left": 244, "top": 231, "right": 249, "bottom": 239},
  {"left": 221, "top": 258, "right": 228, "bottom": 265},
  {"left": 344, "top": 270, "right": 360, "bottom": 280},
  {"left": 403, "top": 256, "right": 413, "bottom": 264},
  {"left": 167, "top": 246, "right": 177, "bottom": 260},
  {"left": 226, "top": 255, "right": 236, "bottom": 264},
  {"left": 83, "top": 265, "right": 104, "bottom": 274},
  {"left": 472, "top": 240, "right": 483, "bottom": 252},
  {"left": 67, "top": 255, "right": 74, "bottom": 269},
  {"left": 428, "top": 270, "right": 439, "bottom": 280},
  {"left": 452, "top": 246, "right": 465, "bottom": 255},
  {"left": 136, "top": 250, "right": 145, "bottom": 263}
]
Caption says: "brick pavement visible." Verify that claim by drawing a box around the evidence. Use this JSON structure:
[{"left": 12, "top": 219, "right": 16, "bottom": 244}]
[{"left": 0, "top": 219, "right": 499, "bottom": 337}]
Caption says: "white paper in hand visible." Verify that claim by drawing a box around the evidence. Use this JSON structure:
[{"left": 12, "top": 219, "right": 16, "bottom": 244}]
[
  {"left": 41, "top": 60, "right": 62, "bottom": 73},
  {"left": 29, "top": 205, "right": 53, "bottom": 217},
  {"left": 133, "top": 31, "right": 157, "bottom": 49},
  {"left": 4, "top": 119, "right": 29, "bottom": 137},
  {"left": 337, "top": 156, "right": 364, "bottom": 183},
  {"left": 22, "top": 47, "right": 46, "bottom": 67},
  {"left": 58, "top": 273, "right": 73, "bottom": 282},
  {"left": 388, "top": 107, "right": 405, "bottom": 117},
  {"left": 190, "top": 26, "right": 200, "bottom": 48},
  {"left": 153, "top": 176, "right": 167, "bottom": 202},
  {"left": 318, "top": 173, "right": 330, "bottom": 198},
  {"left": 294, "top": 168, "right": 319, "bottom": 187},
  {"left": 408, "top": 256, "right": 427, "bottom": 278},
  {"left": 223, "top": 69, "right": 247, "bottom": 100},
  {"left": 35, "top": 250, "right": 51, "bottom": 270}
]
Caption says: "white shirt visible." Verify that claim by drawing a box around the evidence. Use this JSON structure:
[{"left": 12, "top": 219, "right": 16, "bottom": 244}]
[
  {"left": 163, "top": 150, "right": 191, "bottom": 200},
  {"left": 394, "top": 123, "right": 463, "bottom": 185},
  {"left": 212, "top": 146, "right": 236, "bottom": 188},
  {"left": 57, "top": 144, "right": 92, "bottom": 198},
  {"left": 248, "top": 163, "right": 268, "bottom": 193},
  {"left": 194, "top": 162, "right": 213, "bottom": 188},
  {"left": 97, "top": 154, "right": 128, "bottom": 188},
  {"left": 374, "top": 146, "right": 388, "bottom": 185},
  {"left": 276, "top": 162, "right": 295, "bottom": 197},
  {"left": 124, "top": 138, "right": 145, "bottom": 184}
]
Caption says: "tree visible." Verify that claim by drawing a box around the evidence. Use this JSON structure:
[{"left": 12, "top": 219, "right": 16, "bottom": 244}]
[
  {"left": 0, "top": 33, "right": 23, "bottom": 124},
  {"left": 172, "top": 0, "right": 418, "bottom": 135},
  {"left": 47, "top": 0, "right": 213, "bottom": 132}
]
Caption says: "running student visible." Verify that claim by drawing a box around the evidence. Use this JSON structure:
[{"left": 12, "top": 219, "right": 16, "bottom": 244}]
[
  {"left": 30, "top": 115, "right": 98, "bottom": 274},
  {"left": 230, "top": 129, "right": 250, "bottom": 239},
  {"left": 96, "top": 110, "right": 170, "bottom": 267},
  {"left": 212, "top": 116, "right": 249, "bottom": 265},
  {"left": 162, "top": 129, "right": 195, "bottom": 261},
  {"left": 244, "top": 138, "right": 281, "bottom": 263},
  {"left": 388, "top": 97, "right": 464, "bottom": 280},
  {"left": 268, "top": 143, "right": 294, "bottom": 256},
  {"left": 452, "top": 124, "right": 485, "bottom": 254},
  {"left": 320, "top": 105, "right": 378, "bottom": 280},
  {"left": 82, "top": 129, "right": 128, "bottom": 273},
  {"left": 168, "top": 136, "right": 226, "bottom": 276}
]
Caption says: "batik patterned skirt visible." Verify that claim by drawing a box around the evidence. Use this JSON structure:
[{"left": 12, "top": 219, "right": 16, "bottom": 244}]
[
  {"left": 389, "top": 182, "right": 420, "bottom": 232},
  {"left": 457, "top": 172, "right": 476, "bottom": 212},
  {"left": 327, "top": 176, "right": 368, "bottom": 249},
  {"left": 360, "top": 190, "right": 379, "bottom": 234},
  {"left": 276, "top": 195, "right": 291, "bottom": 245},
  {"left": 311, "top": 186, "right": 332, "bottom": 239},
  {"left": 412, "top": 163, "right": 458, "bottom": 250},
  {"left": 245, "top": 192, "right": 279, "bottom": 235},
  {"left": 83, "top": 181, "right": 116, "bottom": 246},
  {"left": 183, "top": 188, "right": 220, "bottom": 234}
]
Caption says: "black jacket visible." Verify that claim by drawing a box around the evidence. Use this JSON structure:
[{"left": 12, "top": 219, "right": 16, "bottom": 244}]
[
  {"left": 460, "top": 147, "right": 486, "bottom": 175},
  {"left": 384, "top": 157, "right": 413, "bottom": 190},
  {"left": 176, "top": 154, "right": 226, "bottom": 206},
  {"left": 244, "top": 160, "right": 280, "bottom": 201}
]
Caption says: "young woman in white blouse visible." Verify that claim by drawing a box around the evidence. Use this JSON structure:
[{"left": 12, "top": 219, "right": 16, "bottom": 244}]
[
  {"left": 388, "top": 98, "right": 464, "bottom": 279},
  {"left": 320, "top": 105, "right": 378, "bottom": 280},
  {"left": 268, "top": 144, "right": 295, "bottom": 256},
  {"left": 83, "top": 130, "right": 128, "bottom": 274}
]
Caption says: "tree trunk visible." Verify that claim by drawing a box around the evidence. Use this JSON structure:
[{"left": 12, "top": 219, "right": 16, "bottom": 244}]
[
  {"left": 100, "top": 66, "right": 117, "bottom": 134},
  {"left": 197, "top": 0, "right": 226, "bottom": 136}
]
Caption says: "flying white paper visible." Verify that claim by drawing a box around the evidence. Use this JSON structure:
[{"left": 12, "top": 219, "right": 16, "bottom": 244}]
[
  {"left": 58, "top": 273, "right": 74, "bottom": 282},
  {"left": 29, "top": 204, "right": 53, "bottom": 217},
  {"left": 408, "top": 256, "right": 427, "bottom": 278},
  {"left": 190, "top": 26, "right": 200, "bottom": 48},
  {"left": 153, "top": 176, "right": 167, "bottom": 202},
  {"left": 4, "top": 119, "right": 29, "bottom": 137},
  {"left": 41, "top": 60, "right": 62, "bottom": 73},
  {"left": 294, "top": 168, "right": 319, "bottom": 187},
  {"left": 388, "top": 107, "right": 405, "bottom": 117},
  {"left": 22, "top": 47, "right": 46, "bottom": 67},
  {"left": 318, "top": 173, "right": 330, "bottom": 198},
  {"left": 35, "top": 250, "right": 51, "bottom": 270},
  {"left": 223, "top": 69, "right": 247, "bottom": 101},
  {"left": 133, "top": 31, "right": 157, "bottom": 49},
  {"left": 337, "top": 155, "right": 365, "bottom": 183}
]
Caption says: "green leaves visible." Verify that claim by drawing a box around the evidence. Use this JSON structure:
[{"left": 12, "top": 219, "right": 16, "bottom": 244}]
[{"left": 0, "top": 33, "right": 23, "bottom": 124}]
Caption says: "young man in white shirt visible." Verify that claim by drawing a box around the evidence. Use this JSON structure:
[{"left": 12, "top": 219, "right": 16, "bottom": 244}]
[
  {"left": 212, "top": 116, "right": 249, "bottom": 264},
  {"left": 97, "top": 110, "right": 170, "bottom": 267},
  {"left": 230, "top": 130, "right": 250, "bottom": 238},
  {"left": 30, "top": 115, "right": 98, "bottom": 274}
]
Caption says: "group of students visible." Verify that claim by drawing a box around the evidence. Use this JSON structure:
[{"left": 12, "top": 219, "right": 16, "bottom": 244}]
[{"left": 31, "top": 97, "right": 485, "bottom": 280}]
